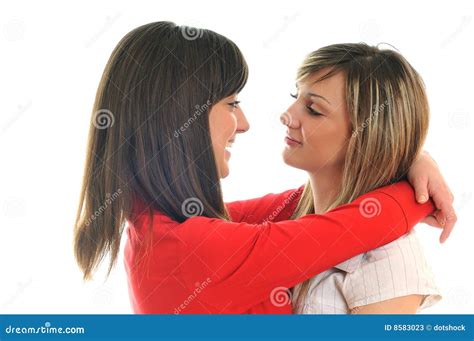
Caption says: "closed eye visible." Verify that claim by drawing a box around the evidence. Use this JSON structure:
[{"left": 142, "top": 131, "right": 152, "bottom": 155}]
[
  {"left": 292, "top": 93, "right": 323, "bottom": 116},
  {"left": 306, "top": 105, "right": 323, "bottom": 116}
]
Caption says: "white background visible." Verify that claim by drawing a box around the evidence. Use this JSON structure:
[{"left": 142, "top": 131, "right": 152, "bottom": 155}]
[{"left": 0, "top": 0, "right": 473, "bottom": 314}]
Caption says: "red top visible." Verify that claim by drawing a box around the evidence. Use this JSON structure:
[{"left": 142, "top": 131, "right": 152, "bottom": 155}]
[{"left": 124, "top": 181, "right": 434, "bottom": 314}]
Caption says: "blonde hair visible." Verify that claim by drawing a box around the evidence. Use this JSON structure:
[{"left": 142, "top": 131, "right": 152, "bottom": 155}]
[{"left": 291, "top": 43, "right": 430, "bottom": 312}]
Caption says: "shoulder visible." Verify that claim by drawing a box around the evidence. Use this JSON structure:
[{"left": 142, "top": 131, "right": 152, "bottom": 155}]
[{"left": 341, "top": 229, "right": 442, "bottom": 310}]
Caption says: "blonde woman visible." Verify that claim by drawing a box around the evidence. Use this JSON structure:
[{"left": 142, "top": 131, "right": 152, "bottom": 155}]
[{"left": 282, "top": 43, "right": 443, "bottom": 314}]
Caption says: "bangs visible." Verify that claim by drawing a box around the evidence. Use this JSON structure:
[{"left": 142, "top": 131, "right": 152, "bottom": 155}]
[
  {"left": 199, "top": 28, "right": 249, "bottom": 102},
  {"left": 216, "top": 40, "right": 249, "bottom": 98}
]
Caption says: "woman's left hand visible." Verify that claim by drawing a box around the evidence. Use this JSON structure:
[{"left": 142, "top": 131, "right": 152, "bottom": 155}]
[{"left": 407, "top": 151, "right": 456, "bottom": 243}]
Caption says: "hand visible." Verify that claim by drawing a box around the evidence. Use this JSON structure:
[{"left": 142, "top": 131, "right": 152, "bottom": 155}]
[{"left": 407, "top": 151, "right": 456, "bottom": 243}]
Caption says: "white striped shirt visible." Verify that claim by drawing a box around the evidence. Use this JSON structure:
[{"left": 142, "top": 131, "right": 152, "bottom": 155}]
[{"left": 293, "top": 228, "right": 442, "bottom": 314}]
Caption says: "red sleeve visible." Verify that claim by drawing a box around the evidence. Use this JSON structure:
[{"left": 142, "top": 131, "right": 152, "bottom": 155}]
[
  {"left": 225, "top": 186, "right": 304, "bottom": 224},
  {"left": 175, "top": 181, "right": 434, "bottom": 313}
]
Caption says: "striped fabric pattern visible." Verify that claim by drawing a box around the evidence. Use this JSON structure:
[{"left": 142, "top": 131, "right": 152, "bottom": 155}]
[{"left": 293, "top": 228, "right": 442, "bottom": 314}]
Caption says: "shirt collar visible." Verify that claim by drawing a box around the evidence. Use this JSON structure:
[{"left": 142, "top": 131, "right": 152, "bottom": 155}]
[{"left": 334, "top": 253, "right": 365, "bottom": 273}]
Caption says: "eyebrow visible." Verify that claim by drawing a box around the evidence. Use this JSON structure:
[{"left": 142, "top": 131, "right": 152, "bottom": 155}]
[
  {"left": 307, "top": 92, "right": 331, "bottom": 105},
  {"left": 295, "top": 83, "right": 331, "bottom": 105}
]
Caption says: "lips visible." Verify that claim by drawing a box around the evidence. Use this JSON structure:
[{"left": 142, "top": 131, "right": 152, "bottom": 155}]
[
  {"left": 285, "top": 135, "right": 302, "bottom": 145},
  {"left": 224, "top": 138, "right": 235, "bottom": 158},
  {"left": 226, "top": 138, "right": 235, "bottom": 149}
]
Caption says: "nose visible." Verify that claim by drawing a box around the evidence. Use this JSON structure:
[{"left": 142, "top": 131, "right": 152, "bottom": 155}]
[
  {"left": 235, "top": 107, "right": 250, "bottom": 133},
  {"left": 280, "top": 103, "right": 300, "bottom": 129}
]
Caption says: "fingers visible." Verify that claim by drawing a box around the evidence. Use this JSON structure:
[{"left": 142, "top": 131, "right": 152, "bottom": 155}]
[
  {"left": 431, "top": 208, "right": 457, "bottom": 243},
  {"left": 430, "top": 178, "right": 454, "bottom": 208},
  {"left": 422, "top": 212, "right": 455, "bottom": 244},
  {"left": 424, "top": 210, "right": 456, "bottom": 244},
  {"left": 431, "top": 191, "right": 456, "bottom": 226},
  {"left": 421, "top": 215, "right": 443, "bottom": 228},
  {"left": 410, "top": 152, "right": 456, "bottom": 243},
  {"left": 428, "top": 178, "right": 457, "bottom": 243},
  {"left": 412, "top": 176, "right": 429, "bottom": 204},
  {"left": 440, "top": 210, "right": 457, "bottom": 243}
]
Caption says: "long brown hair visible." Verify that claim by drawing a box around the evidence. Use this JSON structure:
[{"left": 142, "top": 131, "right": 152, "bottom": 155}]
[
  {"left": 74, "top": 22, "right": 248, "bottom": 280},
  {"left": 291, "top": 43, "right": 430, "bottom": 312}
]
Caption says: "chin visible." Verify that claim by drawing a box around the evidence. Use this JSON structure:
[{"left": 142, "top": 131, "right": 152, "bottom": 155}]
[
  {"left": 219, "top": 164, "right": 230, "bottom": 179},
  {"left": 282, "top": 151, "right": 312, "bottom": 171},
  {"left": 282, "top": 149, "right": 298, "bottom": 167}
]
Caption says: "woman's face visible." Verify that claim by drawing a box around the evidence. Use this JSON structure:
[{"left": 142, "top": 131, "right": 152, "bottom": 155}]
[
  {"left": 209, "top": 94, "right": 250, "bottom": 178},
  {"left": 281, "top": 69, "right": 352, "bottom": 173}
]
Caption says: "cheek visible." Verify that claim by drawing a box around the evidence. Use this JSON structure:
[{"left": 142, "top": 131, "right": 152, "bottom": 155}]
[
  {"left": 220, "top": 113, "right": 237, "bottom": 143},
  {"left": 304, "top": 121, "right": 349, "bottom": 164},
  {"left": 227, "top": 113, "right": 238, "bottom": 134},
  {"left": 210, "top": 111, "right": 235, "bottom": 144}
]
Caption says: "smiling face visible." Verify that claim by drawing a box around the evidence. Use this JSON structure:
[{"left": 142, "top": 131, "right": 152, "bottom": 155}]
[
  {"left": 208, "top": 94, "right": 250, "bottom": 178},
  {"left": 281, "top": 69, "right": 352, "bottom": 173}
]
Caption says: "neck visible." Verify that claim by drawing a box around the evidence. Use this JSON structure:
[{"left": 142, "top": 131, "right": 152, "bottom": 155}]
[{"left": 308, "top": 167, "right": 343, "bottom": 214}]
